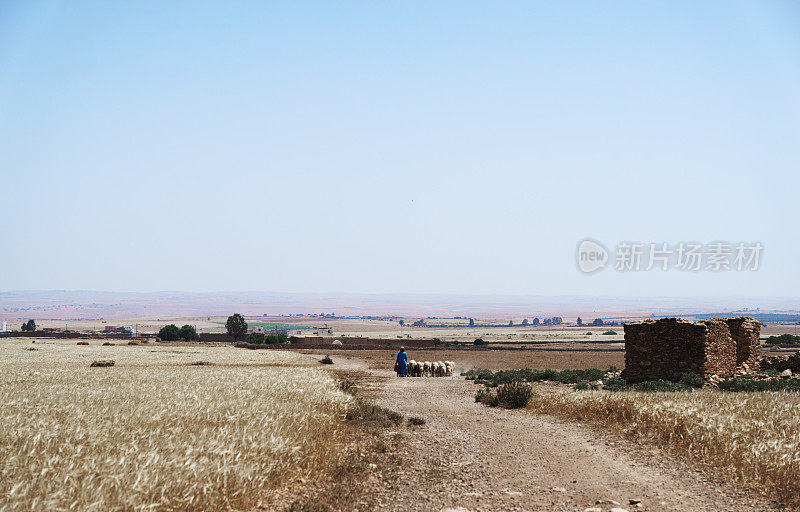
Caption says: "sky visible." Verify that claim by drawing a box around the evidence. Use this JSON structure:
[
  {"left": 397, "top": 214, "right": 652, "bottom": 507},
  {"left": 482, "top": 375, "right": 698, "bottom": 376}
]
[{"left": 1, "top": 1, "right": 799, "bottom": 298}]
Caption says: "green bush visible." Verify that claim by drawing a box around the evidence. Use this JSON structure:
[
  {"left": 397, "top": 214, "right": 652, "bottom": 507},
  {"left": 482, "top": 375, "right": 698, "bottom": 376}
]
[
  {"left": 602, "top": 330, "right": 618, "bottom": 335},
  {"left": 320, "top": 355, "right": 334, "bottom": 365},
  {"left": 496, "top": 382, "right": 532, "bottom": 408},
  {"left": 679, "top": 372, "right": 705, "bottom": 389},
  {"left": 476, "top": 382, "right": 533, "bottom": 408},
  {"left": 718, "top": 378, "right": 800, "bottom": 392},
  {"left": 475, "top": 387, "right": 498, "bottom": 407},
  {"left": 179, "top": 324, "right": 199, "bottom": 341},
  {"left": 465, "top": 367, "right": 606, "bottom": 386},
  {"left": 764, "top": 334, "right": 800, "bottom": 346},
  {"left": 157, "top": 324, "right": 181, "bottom": 341},
  {"left": 247, "top": 332, "right": 265, "bottom": 344},
  {"left": 264, "top": 333, "right": 288, "bottom": 345},
  {"left": 474, "top": 338, "right": 487, "bottom": 346},
  {"left": 602, "top": 376, "right": 628, "bottom": 391}
]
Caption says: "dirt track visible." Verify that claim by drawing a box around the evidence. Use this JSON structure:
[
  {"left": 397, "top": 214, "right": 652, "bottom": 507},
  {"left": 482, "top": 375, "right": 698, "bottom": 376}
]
[{"left": 333, "top": 355, "right": 778, "bottom": 512}]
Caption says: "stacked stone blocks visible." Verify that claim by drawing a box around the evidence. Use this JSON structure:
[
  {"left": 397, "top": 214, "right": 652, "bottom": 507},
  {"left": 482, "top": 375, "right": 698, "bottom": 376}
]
[{"left": 622, "top": 316, "right": 760, "bottom": 383}]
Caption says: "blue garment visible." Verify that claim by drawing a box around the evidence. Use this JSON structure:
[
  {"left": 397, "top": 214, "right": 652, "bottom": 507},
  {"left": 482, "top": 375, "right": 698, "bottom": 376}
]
[{"left": 396, "top": 350, "right": 408, "bottom": 375}]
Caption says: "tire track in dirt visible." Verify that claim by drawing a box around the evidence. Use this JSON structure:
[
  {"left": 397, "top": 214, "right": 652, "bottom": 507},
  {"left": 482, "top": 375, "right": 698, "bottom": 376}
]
[{"left": 337, "top": 355, "right": 778, "bottom": 512}]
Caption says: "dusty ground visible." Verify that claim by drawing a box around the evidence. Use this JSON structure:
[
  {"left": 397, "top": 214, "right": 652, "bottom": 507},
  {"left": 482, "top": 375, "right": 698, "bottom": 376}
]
[{"left": 322, "top": 354, "right": 779, "bottom": 512}]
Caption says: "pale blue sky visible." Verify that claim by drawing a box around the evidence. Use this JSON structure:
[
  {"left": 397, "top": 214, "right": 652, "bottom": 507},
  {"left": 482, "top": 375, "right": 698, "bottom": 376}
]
[{"left": 1, "top": 1, "right": 799, "bottom": 297}]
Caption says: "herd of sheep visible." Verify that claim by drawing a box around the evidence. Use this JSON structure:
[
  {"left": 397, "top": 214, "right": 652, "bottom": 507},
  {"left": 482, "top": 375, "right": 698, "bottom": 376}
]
[{"left": 407, "top": 360, "right": 454, "bottom": 377}]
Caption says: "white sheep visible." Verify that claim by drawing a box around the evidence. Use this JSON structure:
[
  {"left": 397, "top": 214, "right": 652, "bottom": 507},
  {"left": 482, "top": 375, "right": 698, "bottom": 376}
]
[{"left": 423, "top": 361, "right": 431, "bottom": 376}]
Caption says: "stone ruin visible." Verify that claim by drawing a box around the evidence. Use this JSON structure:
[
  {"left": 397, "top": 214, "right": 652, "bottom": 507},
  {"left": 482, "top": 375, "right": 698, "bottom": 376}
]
[{"left": 621, "top": 316, "right": 760, "bottom": 383}]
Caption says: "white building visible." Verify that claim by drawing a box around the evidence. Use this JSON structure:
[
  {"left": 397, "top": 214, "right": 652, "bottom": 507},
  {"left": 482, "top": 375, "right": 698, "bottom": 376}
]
[{"left": 316, "top": 326, "right": 333, "bottom": 337}]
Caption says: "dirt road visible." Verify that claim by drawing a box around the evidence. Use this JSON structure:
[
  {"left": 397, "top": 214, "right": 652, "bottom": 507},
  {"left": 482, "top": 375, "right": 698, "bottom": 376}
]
[{"left": 336, "top": 355, "right": 778, "bottom": 512}]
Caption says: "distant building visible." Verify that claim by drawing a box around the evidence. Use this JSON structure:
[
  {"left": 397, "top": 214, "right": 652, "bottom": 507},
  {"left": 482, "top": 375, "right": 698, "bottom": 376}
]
[
  {"left": 316, "top": 326, "right": 333, "bottom": 337},
  {"left": 0, "top": 321, "right": 8, "bottom": 333},
  {"left": 103, "top": 326, "right": 132, "bottom": 334}
]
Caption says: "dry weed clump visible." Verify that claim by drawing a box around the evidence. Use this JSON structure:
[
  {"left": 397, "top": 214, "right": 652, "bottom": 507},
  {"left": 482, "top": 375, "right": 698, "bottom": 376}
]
[
  {"left": 0, "top": 340, "right": 352, "bottom": 511},
  {"left": 528, "top": 388, "right": 800, "bottom": 505}
]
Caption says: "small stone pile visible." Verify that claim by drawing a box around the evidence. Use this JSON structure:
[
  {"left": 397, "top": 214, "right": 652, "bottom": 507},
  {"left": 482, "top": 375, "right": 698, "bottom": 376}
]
[{"left": 622, "top": 317, "right": 760, "bottom": 383}]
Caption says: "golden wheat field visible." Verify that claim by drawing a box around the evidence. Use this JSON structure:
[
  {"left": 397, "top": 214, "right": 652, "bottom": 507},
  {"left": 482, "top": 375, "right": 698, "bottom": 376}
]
[
  {"left": 0, "top": 339, "right": 353, "bottom": 512},
  {"left": 528, "top": 388, "right": 800, "bottom": 504}
]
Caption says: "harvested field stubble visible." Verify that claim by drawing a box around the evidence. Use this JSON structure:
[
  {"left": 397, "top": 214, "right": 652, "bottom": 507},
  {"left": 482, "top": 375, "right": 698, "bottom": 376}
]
[
  {"left": 528, "top": 388, "right": 800, "bottom": 505},
  {"left": 0, "top": 340, "right": 353, "bottom": 511}
]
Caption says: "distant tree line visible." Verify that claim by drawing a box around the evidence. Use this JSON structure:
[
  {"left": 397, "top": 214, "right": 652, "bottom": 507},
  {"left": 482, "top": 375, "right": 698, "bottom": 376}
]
[{"left": 158, "top": 324, "right": 199, "bottom": 341}]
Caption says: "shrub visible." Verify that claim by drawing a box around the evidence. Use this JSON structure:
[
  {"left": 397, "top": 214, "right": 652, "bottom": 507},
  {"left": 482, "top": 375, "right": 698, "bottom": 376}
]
[
  {"left": 407, "top": 417, "right": 425, "bottom": 426},
  {"left": 602, "top": 330, "right": 618, "bottom": 335},
  {"left": 573, "top": 381, "right": 600, "bottom": 391},
  {"left": 473, "top": 338, "right": 487, "bottom": 346},
  {"left": 190, "top": 361, "right": 212, "bottom": 366},
  {"left": 718, "top": 378, "right": 800, "bottom": 392},
  {"left": 603, "top": 377, "right": 628, "bottom": 391},
  {"left": 157, "top": 324, "right": 181, "bottom": 341},
  {"left": 320, "top": 355, "right": 334, "bottom": 365},
  {"left": 586, "top": 332, "right": 593, "bottom": 335},
  {"left": 345, "top": 400, "right": 403, "bottom": 427},
  {"left": 475, "top": 387, "right": 498, "bottom": 407},
  {"left": 465, "top": 367, "right": 606, "bottom": 386},
  {"left": 496, "top": 382, "right": 533, "bottom": 408},
  {"left": 336, "top": 379, "right": 356, "bottom": 395},
  {"left": 264, "top": 334, "right": 288, "bottom": 345},
  {"left": 680, "top": 372, "right": 705, "bottom": 389},
  {"left": 179, "top": 325, "right": 199, "bottom": 341},
  {"left": 247, "top": 332, "right": 265, "bottom": 344}
]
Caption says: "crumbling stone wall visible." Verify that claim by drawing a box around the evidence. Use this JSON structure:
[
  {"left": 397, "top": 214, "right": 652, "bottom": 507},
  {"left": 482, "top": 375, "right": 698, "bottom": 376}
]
[
  {"left": 622, "top": 317, "right": 759, "bottom": 383},
  {"left": 725, "top": 316, "right": 761, "bottom": 371}
]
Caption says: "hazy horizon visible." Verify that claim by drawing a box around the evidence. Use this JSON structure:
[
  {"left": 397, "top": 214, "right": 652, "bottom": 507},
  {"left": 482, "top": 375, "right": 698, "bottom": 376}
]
[{"left": 2, "top": 289, "right": 799, "bottom": 321}]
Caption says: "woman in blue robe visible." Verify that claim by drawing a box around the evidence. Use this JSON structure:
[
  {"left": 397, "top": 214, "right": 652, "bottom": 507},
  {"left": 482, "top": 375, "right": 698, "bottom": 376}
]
[{"left": 396, "top": 347, "right": 408, "bottom": 377}]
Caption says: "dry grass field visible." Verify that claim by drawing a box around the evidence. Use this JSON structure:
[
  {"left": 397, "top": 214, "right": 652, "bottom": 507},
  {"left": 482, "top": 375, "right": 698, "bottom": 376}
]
[
  {"left": 0, "top": 339, "right": 353, "bottom": 512},
  {"left": 528, "top": 387, "right": 800, "bottom": 506}
]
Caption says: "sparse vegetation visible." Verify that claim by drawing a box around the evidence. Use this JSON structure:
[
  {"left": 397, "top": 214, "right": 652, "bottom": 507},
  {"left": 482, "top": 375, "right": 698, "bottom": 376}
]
[
  {"left": 473, "top": 338, "right": 487, "bottom": 346},
  {"left": 345, "top": 400, "right": 403, "bottom": 427},
  {"left": 476, "top": 381, "right": 532, "bottom": 408},
  {"left": 602, "top": 330, "right": 617, "bottom": 335},
  {"left": 465, "top": 367, "right": 606, "bottom": 387},
  {"left": 528, "top": 387, "right": 800, "bottom": 505},
  {"left": 408, "top": 416, "right": 426, "bottom": 426},
  {"left": 320, "top": 355, "right": 334, "bottom": 364}
]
